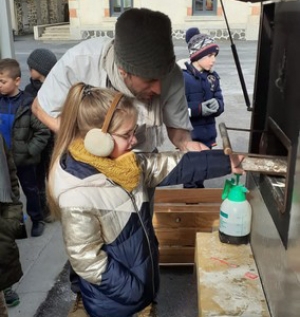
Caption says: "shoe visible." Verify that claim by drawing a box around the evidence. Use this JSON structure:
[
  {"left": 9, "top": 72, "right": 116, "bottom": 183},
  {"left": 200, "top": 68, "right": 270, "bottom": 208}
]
[
  {"left": 4, "top": 287, "right": 20, "bottom": 307},
  {"left": 31, "top": 221, "right": 45, "bottom": 237},
  {"left": 68, "top": 293, "right": 88, "bottom": 317},
  {"left": 137, "top": 302, "right": 158, "bottom": 317}
]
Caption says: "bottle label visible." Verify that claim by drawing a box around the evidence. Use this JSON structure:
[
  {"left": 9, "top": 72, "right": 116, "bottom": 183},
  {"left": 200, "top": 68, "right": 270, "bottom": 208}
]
[{"left": 219, "top": 210, "right": 250, "bottom": 236}]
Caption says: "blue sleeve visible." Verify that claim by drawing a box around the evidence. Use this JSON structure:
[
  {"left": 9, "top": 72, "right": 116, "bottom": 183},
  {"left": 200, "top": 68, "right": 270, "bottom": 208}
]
[{"left": 159, "top": 150, "right": 231, "bottom": 186}]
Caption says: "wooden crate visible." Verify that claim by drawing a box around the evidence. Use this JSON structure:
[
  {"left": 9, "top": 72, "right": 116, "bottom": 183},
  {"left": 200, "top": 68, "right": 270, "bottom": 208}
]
[{"left": 153, "top": 188, "right": 222, "bottom": 265}]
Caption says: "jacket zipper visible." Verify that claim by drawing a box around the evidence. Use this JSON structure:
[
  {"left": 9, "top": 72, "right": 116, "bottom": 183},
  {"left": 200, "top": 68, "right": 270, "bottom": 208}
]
[
  {"left": 107, "top": 179, "right": 156, "bottom": 297},
  {"left": 122, "top": 185, "right": 156, "bottom": 298}
]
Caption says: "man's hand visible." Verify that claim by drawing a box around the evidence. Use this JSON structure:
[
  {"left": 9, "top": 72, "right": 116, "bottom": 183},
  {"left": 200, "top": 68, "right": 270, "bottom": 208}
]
[
  {"left": 167, "top": 127, "right": 208, "bottom": 151},
  {"left": 184, "top": 141, "right": 209, "bottom": 151},
  {"left": 31, "top": 98, "right": 60, "bottom": 133}
]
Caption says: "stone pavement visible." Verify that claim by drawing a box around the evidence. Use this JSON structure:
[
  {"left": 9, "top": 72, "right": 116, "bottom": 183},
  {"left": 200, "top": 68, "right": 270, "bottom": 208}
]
[{"left": 7, "top": 34, "right": 257, "bottom": 317}]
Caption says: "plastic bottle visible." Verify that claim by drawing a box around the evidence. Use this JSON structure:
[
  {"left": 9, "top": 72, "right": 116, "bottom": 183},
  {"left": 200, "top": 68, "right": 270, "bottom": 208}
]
[{"left": 219, "top": 174, "right": 252, "bottom": 244}]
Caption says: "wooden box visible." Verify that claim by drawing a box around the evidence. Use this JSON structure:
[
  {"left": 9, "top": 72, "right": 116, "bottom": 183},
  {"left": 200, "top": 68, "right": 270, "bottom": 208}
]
[{"left": 153, "top": 188, "right": 222, "bottom": 265}]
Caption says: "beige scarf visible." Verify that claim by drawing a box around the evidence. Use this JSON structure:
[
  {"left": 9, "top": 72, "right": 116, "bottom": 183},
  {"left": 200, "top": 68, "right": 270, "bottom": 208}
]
[{"left": 68, "top": 138, "right": 141, "bottom": 192}]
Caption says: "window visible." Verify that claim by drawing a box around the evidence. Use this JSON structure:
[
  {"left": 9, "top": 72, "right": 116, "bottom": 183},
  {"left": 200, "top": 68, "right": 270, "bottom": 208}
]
[
  {"left": 193, "top": 0, "right": 217, "bottom": 15},
  {"left": 110, "top": 0, "right": 133, "bottom": 16}
]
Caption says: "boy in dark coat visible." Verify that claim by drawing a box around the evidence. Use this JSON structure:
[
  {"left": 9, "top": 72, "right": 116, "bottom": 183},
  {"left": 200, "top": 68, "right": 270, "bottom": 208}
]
[
  {"left": 0, "top": 58, "right": 50, "bottom": 237},
  {"left": 182, "top": 33, "right": 225, "bottom": 188},
  {"left": 0, "top": 133, "right": 26, "bottom": 315},
  {"left": 25, "top": 49, "right": 57, "bottom": 222},
  {"left": 25, "top": 48, "right": 57, "bottom": 96}
]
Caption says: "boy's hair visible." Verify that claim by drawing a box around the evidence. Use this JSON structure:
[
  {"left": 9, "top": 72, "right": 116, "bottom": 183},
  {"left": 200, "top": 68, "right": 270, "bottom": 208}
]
[
  {"left": 47, "top": 82, "right": 138, "bottom": 219},
  {"left": 0, "top": 58, "right": 21, "bottom": 79}
]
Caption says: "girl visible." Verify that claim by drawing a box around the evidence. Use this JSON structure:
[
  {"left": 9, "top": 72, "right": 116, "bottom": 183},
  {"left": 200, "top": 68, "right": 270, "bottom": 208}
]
[{"left": 47, "top": 82, "right": 243, "bottom": 317}]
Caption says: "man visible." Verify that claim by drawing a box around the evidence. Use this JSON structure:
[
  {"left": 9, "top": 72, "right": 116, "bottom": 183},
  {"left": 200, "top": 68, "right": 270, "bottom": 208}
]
[
  {"left": 32, "top": 8, "right": 207, "bottom": 317},
  {"left": 32, "top": 8, "right": 207, "bottom": 153}
]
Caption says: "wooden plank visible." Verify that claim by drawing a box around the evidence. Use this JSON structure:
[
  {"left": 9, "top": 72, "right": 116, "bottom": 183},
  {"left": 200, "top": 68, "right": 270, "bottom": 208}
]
[
  {"left": 153, "top": 211, "right": 219, "bottom": 229},
  {"left": 195, "top": 231, "right": 270, "bottom": 317},
  {"left": 154, "top": 188, "right": 223, "bottom": 204},
  {"left": 159, "top": 246, "right": 195, "bottom": 264},
  {"left": 154, "top": 203, "right": 220, "bottom": 213},
  {"left": 155, "top": 228, "right": 211, "bottom": 246},
  {"left": 154, "top": 188, "right": 222, "bottom": 265}
]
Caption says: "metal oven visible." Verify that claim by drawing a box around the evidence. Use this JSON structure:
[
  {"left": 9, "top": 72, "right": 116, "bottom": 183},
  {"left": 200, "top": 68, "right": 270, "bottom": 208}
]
[{"left": 236, "top": 1, "right": 300, "bottom": 316}]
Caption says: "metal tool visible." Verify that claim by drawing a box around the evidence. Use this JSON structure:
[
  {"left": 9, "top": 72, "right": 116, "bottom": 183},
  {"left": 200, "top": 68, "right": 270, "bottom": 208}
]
[{"left": 218, "top": 122, "right": 288, "bottom": 175}]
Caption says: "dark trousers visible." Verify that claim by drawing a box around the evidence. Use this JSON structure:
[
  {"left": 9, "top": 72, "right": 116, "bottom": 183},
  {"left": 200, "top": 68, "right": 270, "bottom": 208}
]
[
  {"left": 17, "top": 164, "right": 43, "bottom": 223},
  {"left": 36, "top": 133, "right": 54, "bottom": 216}
]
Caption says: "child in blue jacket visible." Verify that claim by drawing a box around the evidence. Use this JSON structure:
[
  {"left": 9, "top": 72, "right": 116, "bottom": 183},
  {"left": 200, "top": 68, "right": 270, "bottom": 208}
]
[
  {"left": 0, "top": 58, "right": 50, "bottom": 237},
  {"left": 182, "top": 33, "right": 224, "bottom": 187}
]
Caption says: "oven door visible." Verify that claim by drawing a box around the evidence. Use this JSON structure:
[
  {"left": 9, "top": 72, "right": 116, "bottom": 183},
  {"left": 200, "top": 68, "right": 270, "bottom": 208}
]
[{"left": 248, "top": 2, "right": 300, "bottom": 317}]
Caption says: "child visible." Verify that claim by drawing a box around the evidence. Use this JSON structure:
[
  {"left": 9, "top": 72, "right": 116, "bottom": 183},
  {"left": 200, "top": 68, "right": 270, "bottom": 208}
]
[
  {"left": 0, "top": 133, "right": 26, "bottom": 315},
  {"left": 47, "top": 82, "right": 243, "bottom": 317},
  {"left": 25, "top": 48, "right": 57, "bottom": 96},
  {"left": 25, "top": 49, "right": 57, "bottom": 222},
  {"left": 182, "top": 33, "right": 224, "bottom": 188},
  {"left": 0, "top": 58, "right": 51, "bottom": 237}
]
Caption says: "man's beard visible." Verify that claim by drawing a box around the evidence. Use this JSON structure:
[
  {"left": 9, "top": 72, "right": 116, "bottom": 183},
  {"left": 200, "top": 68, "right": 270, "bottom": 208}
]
[{"left": 124, "top": 77, "right": 157, "bottom": 102}]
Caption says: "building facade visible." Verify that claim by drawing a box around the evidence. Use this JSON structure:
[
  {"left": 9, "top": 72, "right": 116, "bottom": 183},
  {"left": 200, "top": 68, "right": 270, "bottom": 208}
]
[
  {"left": 12, "top": 0, "right": 260, "bottom": 40},
  {"left": 67, "top": 0, "right": 260, "bottom": 40}
]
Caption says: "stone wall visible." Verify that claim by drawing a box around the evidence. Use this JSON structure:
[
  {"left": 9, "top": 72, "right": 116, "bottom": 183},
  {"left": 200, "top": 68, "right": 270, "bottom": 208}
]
[
  {"left": 14, "top": 0, "right": 68, "bottom": 34},
  {"left": 80, "top": 28, "right": 246, "bottom": 42}
]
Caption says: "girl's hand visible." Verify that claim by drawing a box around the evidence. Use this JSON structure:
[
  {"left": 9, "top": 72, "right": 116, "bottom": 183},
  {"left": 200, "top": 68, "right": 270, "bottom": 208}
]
[{"left": 229, "top": 154, "right": 245, "bottom": 175}]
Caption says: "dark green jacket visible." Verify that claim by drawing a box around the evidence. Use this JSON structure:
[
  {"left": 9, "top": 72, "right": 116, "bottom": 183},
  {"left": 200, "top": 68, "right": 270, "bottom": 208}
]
[
  {"left": 9, "top": 91, "right": 51, "bottom": 166},
  {"left": 0, "top": 134, "right": 25, "bottom": 291}
]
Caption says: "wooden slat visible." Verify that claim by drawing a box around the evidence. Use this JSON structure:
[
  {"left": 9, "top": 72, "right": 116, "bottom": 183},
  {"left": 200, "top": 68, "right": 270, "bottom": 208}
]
[
  {"left": 159, "top": 246, "right": 195, "bottom": 264},
  {"left": 153, "top": 188, "right": 222, "bottom": 265},
  {"left": 154, "top": 203, "right": 220, "bottom": 213},
  {"left": 154, "top": 188, "right": 223, "bottom": 204},
  {"left": 155, "top": 228, "right": 212, "bottom": 246},
  {"left": 153, "top": 211, "right": 219, "bottom": 230}
]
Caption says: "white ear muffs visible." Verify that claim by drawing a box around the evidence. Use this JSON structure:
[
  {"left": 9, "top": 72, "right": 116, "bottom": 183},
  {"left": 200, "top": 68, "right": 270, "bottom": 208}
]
[
  {"left": 83, "top": 92, "right": 123, "bottom": 157},
  {"left": 84, "top": 128, "right": 114, "bottom": 157}
]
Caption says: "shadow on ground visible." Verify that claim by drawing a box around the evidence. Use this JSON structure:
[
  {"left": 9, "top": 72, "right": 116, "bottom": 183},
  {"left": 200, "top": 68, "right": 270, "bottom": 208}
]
[{"left": 34, "top": 264, "right": 198, "bottom": 317}]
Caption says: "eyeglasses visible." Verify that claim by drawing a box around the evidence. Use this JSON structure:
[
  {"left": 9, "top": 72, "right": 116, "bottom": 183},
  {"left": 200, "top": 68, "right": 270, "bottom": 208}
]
[{"left": 112, "top": 125, "right": 138, "bottom": 143}]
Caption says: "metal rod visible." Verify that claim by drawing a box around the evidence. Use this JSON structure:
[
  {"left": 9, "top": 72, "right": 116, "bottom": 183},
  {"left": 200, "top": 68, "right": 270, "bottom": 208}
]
[
  {"left": 219, "top": 122, "right": 233, "bottom": 155},
  {"left": 220, "top": 0, "right": 252, "bottom": 111}
]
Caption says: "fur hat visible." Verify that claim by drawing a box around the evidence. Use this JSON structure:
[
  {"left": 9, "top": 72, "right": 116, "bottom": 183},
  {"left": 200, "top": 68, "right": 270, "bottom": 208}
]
[
  {"left": 185, "top": 27, "right": 200, "bottom": 44},
  {"left": 188, "top": 34, "right": 219, "bottom": 62},
  {"left": 27, "top": 48, "right": 57, "bottom": 77},
  {"left": 114, "top": 8, "right": 175, "bottom": 79}
]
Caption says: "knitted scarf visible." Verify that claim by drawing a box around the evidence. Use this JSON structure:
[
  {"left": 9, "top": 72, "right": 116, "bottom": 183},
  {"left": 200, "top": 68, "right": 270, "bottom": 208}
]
[{"left": 68, "top": 138, "right": 141, "bottom": 192}]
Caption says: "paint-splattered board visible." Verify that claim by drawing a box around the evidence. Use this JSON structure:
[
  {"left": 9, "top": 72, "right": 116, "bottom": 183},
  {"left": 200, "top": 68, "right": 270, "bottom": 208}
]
[{"left": 195, "top": 231, "right": 270, "bottom": 317}]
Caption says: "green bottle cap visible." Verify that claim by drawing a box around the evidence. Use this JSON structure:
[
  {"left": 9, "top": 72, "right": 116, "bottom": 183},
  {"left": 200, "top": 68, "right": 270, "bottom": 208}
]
[{"left": 222, "top": 174, "right": 248, "bottom": 202}]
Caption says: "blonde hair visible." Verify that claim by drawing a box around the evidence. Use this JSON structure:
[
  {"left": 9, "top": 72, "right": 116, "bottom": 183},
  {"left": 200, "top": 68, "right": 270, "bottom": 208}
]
[{"left": 47, "top": 82, "right": 137, "bottom": 219}]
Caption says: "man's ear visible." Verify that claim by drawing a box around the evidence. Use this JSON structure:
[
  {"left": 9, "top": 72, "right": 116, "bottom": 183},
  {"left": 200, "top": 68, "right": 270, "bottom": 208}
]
[{"left": 118, "top": 67, "right": 127, "bottom": 78}]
